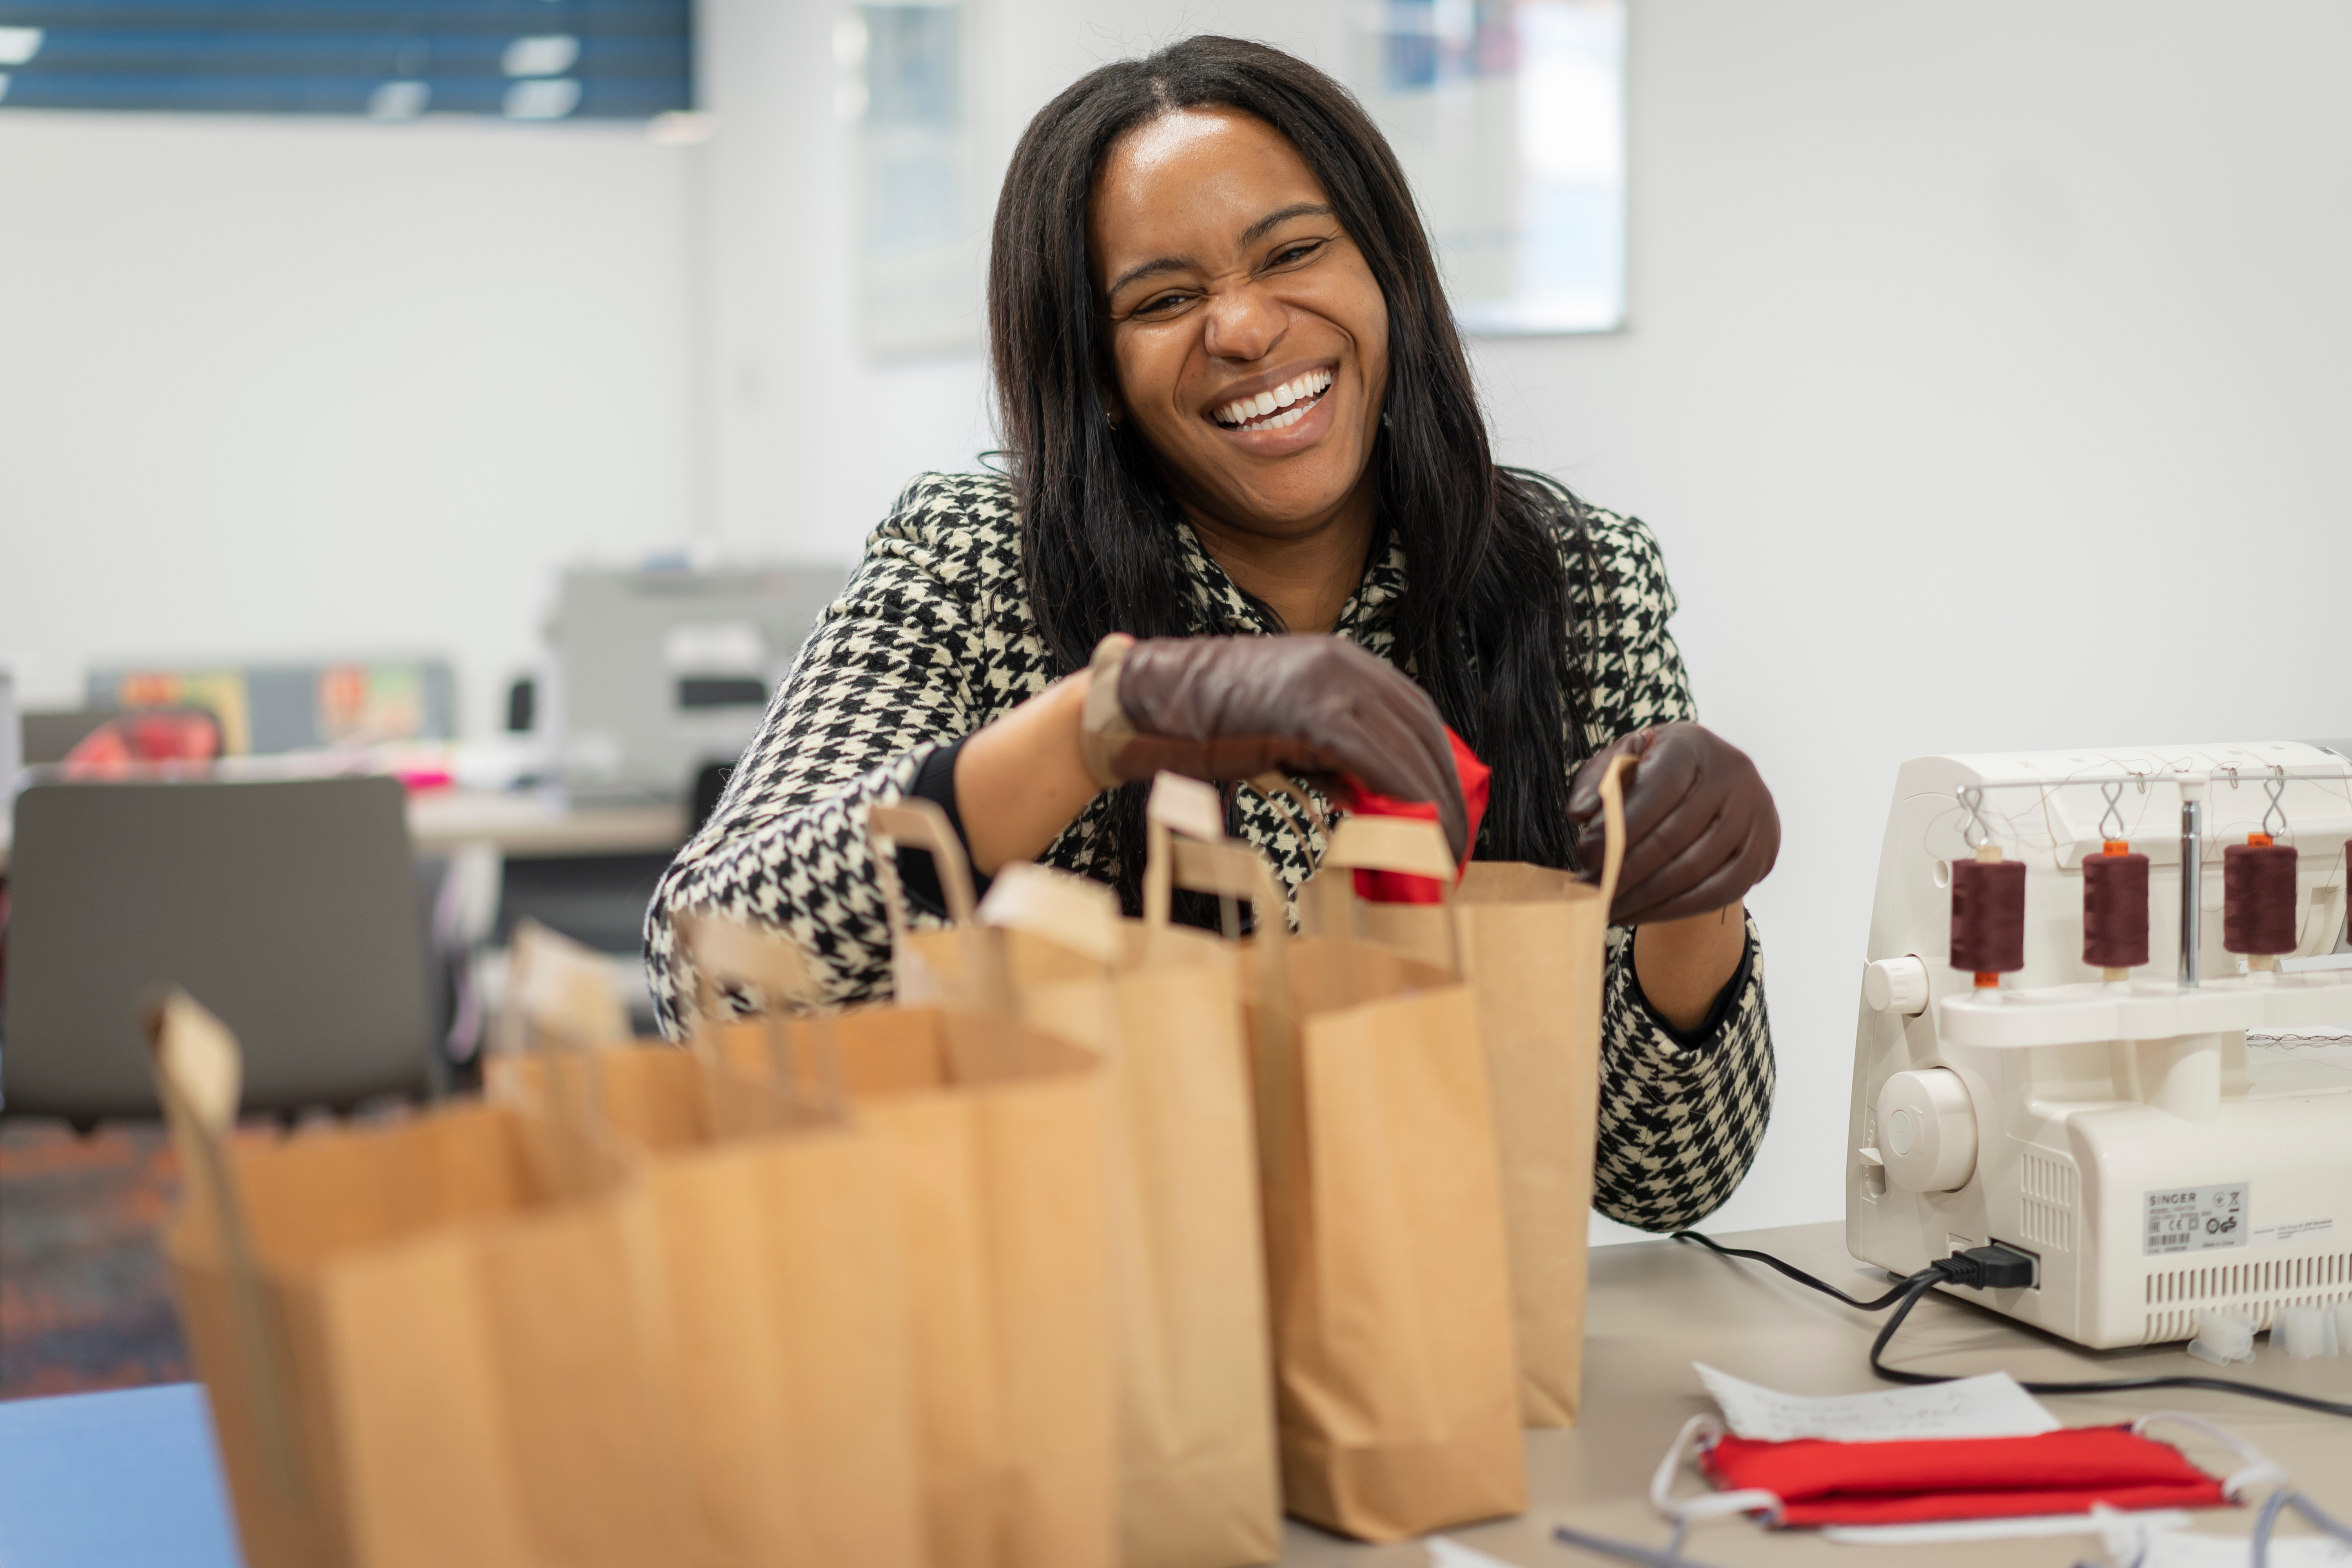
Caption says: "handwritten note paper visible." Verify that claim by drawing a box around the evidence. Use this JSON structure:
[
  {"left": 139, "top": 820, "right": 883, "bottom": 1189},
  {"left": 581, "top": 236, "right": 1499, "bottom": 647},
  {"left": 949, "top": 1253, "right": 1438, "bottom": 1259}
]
[{"left": 1694, "top": 1363, "right": 2060, "bottom": 1442}]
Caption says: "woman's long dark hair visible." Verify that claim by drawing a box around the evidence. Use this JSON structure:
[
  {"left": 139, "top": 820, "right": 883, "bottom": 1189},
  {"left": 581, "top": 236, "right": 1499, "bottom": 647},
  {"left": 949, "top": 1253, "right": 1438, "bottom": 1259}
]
[{"left": 988, "top": 35, "right": 1604, "bottom": 905}]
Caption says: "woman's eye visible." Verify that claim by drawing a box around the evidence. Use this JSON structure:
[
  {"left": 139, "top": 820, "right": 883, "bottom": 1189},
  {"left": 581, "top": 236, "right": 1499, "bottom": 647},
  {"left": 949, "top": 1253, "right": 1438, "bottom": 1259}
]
[
  {"left": 1134, "top": 292, "right": 1187, "bottom": 316},
  {"left": 1270, "top": 240, "right": 1324, "bottom": 268}
]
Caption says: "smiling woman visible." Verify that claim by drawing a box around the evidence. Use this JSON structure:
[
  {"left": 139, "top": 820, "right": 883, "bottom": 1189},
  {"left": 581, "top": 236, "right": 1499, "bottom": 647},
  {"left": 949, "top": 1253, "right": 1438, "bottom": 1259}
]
[
  {"left": 648, "top": 36, "right": 1782, "bottom": 1233},
  {"left": 1086, "top": 110, "right": 1390, "bottom": 640}
]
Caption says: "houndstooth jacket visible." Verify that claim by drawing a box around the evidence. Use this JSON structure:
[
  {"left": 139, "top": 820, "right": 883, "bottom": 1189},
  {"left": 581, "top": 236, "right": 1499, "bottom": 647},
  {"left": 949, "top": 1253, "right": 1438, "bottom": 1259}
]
[{"left": 645, "top": 470, "right": 1774, "bottom": 1232}]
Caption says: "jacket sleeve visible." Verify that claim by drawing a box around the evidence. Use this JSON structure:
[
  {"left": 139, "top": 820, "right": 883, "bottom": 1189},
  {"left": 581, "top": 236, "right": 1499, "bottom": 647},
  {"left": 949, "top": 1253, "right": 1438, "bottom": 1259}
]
[
  {"left": 641, "top": 476, "right": 993, "bottom": 1036},
  {"left": 1570, "top": 506, "right": 1778, "bottom": 1231}
]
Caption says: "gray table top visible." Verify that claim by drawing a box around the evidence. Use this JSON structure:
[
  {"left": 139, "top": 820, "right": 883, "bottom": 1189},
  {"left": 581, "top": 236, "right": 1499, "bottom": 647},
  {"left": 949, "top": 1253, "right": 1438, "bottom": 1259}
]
[{"left": 1278, "top": 1220, "right": 2352, "bottom": 1565}]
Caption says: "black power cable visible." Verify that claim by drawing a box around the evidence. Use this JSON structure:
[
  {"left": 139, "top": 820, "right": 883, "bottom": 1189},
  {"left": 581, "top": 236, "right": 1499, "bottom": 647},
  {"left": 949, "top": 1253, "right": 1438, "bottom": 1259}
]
[
  {"left": 1670, "top": 1231, "right": 2352, "bottom": 1421},
  {"left": 1668, "top": 1229, "right": 1943, "bottom": 1310}
]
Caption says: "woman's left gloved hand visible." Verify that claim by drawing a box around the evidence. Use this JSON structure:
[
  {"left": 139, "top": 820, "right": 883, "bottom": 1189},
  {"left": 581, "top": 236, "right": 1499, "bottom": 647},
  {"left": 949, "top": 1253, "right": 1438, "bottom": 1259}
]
[{"left": 1566, "top": 722, "right": 1779, "bottom": 925}]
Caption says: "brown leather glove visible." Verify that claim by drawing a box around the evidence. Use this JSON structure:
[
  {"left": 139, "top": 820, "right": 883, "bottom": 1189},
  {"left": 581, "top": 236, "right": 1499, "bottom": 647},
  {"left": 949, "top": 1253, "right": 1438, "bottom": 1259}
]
[
  {"left": 1567, "top": 722, "right": 1779, "bottom": 925},
  {"left": 1078, "top": 633, "right": 1469, "bottom": 861}
]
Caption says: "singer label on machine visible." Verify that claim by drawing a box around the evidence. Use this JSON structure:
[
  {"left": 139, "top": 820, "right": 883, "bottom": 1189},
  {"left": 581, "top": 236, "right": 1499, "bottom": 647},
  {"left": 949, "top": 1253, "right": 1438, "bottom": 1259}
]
[{"left": 2143, "top": 1183, "right": 2249, "bottom": 1256}]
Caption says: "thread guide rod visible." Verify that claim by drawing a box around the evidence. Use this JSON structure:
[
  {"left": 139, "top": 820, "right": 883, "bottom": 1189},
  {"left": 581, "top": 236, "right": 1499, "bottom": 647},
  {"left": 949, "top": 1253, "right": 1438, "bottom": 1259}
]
[
  {"left": 1951, "top": 763, "right": 2351, "bottom": 791},
  {"left": 2180, "top": 777, "right": 2205, "bottom": 989}
]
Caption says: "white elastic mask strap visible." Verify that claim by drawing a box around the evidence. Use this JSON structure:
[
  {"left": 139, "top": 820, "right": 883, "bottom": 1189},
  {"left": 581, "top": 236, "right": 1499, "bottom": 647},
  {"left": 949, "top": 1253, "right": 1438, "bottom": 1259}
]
[
  {"left": 1649, "top": 1414, "right": 1783, "bottom": 1528},
  {"left": 2132, "top": 1411, "right": 2287, "bottom": 1499}
]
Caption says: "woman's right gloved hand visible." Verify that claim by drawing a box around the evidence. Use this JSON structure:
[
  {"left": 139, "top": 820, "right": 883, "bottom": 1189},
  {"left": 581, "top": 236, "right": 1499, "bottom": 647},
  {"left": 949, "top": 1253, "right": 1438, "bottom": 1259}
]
[
  {"left": 1566, "top": 721, "right": 1779, "bottom": 925},
  {"left": 1077, "top": 632, "right": 1468, "bottom": 861}
]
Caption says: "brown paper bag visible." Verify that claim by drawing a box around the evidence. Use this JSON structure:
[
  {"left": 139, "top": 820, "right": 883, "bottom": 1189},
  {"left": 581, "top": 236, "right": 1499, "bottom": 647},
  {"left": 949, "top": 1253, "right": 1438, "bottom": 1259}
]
[
  {"left": 150, "top": 993, "right": 693, "bottom": 1568},
  {"left": 699, "top": 804, "right": 1118, "bottom": 1568},
  {"left": 488, "top": 1009, "right": 927, "bottom": 1568},
  {"left": 1226, "top": 813, "right": 1526, "bottom": 1543},
  {"left": 495, "top": 917, "right": 632, "bottom": 1053},
  {"left": 1292, "top": 757, "right": 1629, "bottom": 1428},
  {"left": 945, "top": 780, "right": 1280, "bottom": 1568}
]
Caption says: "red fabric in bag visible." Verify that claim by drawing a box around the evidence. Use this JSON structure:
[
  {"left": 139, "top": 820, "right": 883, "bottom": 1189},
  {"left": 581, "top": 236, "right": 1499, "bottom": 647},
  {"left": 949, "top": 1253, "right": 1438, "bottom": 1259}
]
[
  {"left": 1702, "top": 1425, "right": 2230, "bottom": 1528},
  {"left": 1335, "top": 728, "right": 1492, "bottom": 903}
]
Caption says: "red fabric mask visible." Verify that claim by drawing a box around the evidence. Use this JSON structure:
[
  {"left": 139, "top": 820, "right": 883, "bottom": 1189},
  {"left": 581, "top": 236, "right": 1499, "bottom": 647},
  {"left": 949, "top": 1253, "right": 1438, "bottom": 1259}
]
[
  {"left": 1335, "top": 728, "right": 1492, "bottom": 904},
  {"left": 1702, "top": 1425, "right": 2229, "bottom": 1527}
]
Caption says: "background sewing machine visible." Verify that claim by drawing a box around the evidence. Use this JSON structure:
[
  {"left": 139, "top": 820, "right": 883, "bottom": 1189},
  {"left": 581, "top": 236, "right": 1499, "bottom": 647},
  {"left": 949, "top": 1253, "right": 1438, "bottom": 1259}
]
[
  {"left": 1847, "top": 742, "right": 2352, "bottom": 1350},
  {"left": 544, "top": 563, "right": 847, "bottom": 806}
]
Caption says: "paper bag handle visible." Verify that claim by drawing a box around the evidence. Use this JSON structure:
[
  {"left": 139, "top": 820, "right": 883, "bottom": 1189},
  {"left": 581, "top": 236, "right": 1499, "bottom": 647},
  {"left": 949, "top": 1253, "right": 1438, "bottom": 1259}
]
[
  {"left": 1593, "top": 751, "right": 1631, "bottom": 918},
  {"left": 1319, "top": 815, "right": 1463, "bottom": 973},
  {"left": 677, "top": 907, "right": 824, "bottom": 1026},
  {"left": 675, "top": 907, "right": 847, "bottom": 1116},
  {"left": 147, "top": 993, "right": 322, "bottom": 1555},
  {"left": 1142, "top": 772, "right": 1227, "bottom": 931},
  {"left": 498, "top": 918, "right": 630, "bottom": 1056},
  {"left": 866, "top": 799, "right": 1013, "bottom": 1014},
  {"left": 867, "top": 799, "right": 978, "bottom": 929},
  {"left": 974, "top": 862, "right": 1122, "bottom": 966},
  {"left": 1136, "top": 771, "right": 1294, "bottom": 1056},
  {"left": 1322, "top": 815, "right": 1457, "bottom": 883},
  {"left": 1243, "top": 770, "right": 1325, "bottom": 865}
]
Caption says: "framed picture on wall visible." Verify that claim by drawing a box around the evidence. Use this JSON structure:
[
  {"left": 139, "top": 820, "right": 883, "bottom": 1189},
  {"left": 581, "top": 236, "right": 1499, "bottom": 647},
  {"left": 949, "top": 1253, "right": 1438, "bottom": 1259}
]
[
  {"left": 841, "top": 0, "right": 983, "bottom": 356},
  {"left": 1352, "top": 0, "right": 1626, "bottom": 336}
]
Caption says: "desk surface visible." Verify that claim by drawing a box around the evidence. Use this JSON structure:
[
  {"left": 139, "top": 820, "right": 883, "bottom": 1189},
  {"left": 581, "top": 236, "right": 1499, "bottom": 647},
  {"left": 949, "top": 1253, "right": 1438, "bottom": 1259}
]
[
  {"left": 3, "top": 1223, "right": 2347, "bottom": 1566},
  {"left": 403, "top": 787, "right": 686, "bottom": 860},
  {"left": 0, "top": 787, "right": 686, "bottom": 873},
  {"left": 1291, "top": 1221, "right": 2352, "bottom": 1565}
]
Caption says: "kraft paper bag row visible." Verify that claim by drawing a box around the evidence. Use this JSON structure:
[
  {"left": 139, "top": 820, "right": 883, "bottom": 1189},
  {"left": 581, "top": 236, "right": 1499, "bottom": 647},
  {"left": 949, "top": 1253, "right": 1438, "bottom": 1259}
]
[
  {"left": 870, "top": 772, "right": 1618, "bottom": 1548},
  {"left": 505, "top": 904, "right": 1120, "bottom": 1568},
  {"left": 163, "top": 958, "right": 1106, "bottom": 1568},
  {"left": 154, "top": 995, "right": 697, "bottom": 1568},
  {"left": 503, "top": 888, "right": 1121, "bottom": 1568},
  {"left": 871, "top": 787, "right": 1285, "bottom": 1568},
  {"left": 1240, "top": 811, "right": 1526, "bottom": 1542},
  {"left": 1299, "top": 761, "right": 1624, "bottom": 1431},
  {"left": 486, "top": 920, "right": 931, "bottom": 1565},
  {"left": 867, "top": 768, "right": 1624, "bottom": 1548},
  {"left": 488, "top": 1044, "right": 926, "bottom": 1568},
  {"left": 158, "top": 755, "right": 1619, "bottom": 1568},
  {"left": 686, "top": 884, "right": 1119, "bottom": 1568}
]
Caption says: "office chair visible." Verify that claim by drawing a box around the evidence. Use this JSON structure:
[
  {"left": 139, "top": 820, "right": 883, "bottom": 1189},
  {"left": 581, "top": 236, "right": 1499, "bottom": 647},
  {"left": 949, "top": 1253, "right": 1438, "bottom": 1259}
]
[{"left": 2, "top": 775, "right": 436, "bottom": 1125}]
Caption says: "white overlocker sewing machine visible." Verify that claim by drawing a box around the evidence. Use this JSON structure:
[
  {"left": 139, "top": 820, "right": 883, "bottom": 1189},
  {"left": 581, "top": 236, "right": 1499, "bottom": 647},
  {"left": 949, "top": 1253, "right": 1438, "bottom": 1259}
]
[{"left": 1846, "top": 742, "right": 2352, "bottom": 1350}]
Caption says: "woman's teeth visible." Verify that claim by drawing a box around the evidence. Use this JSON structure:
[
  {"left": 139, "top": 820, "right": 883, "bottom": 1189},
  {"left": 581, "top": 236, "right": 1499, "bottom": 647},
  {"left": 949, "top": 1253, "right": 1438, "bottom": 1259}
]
[{"left": 1214, "top": 369, "right": 1333, "bottom": 432}]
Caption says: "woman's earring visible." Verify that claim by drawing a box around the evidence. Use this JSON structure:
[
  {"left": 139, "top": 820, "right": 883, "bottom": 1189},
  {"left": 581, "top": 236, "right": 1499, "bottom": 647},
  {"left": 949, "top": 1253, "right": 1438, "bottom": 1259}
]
[{"left": 1380, "top": 410, "right": 1393, "bottom": 430}]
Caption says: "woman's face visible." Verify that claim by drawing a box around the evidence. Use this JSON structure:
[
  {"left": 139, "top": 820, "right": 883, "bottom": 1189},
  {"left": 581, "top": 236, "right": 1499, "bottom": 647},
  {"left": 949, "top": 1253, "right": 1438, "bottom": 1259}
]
[{"left": 1089, "top": 107, "right": 1390, "bottom": 540}]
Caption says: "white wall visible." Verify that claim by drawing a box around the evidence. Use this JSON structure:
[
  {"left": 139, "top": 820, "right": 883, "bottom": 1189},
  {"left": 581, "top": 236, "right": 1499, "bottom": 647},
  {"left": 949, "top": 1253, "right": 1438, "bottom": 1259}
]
[
  {"left": 0, "top": 112, "right": 699, "bottom": 738},
  {"left": 694, "top": 0, "right": 1351, "bottom": 561},
  {"left": 1475, "top": 0, "right": 2352, "bottom": 1237}
]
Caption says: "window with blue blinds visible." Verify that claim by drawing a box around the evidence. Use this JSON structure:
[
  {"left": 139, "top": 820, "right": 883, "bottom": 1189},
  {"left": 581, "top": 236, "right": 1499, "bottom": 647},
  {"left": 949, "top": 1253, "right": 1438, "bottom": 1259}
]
[{"left": 0, "top": 1, "right": 690, "bottom": 120}]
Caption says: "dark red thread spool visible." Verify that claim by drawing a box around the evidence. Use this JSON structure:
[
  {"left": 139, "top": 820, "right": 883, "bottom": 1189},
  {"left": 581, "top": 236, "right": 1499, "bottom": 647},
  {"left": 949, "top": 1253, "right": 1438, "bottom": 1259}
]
[
  {"left": 2223, "top": 834, "right": 2298, "bottom": 957},
  {"left": 1951, "top": 852, "right": 2027, "bottom": 982},
  {"left": 2082, "top": 840, "right": 2150, "bottom": 973}
]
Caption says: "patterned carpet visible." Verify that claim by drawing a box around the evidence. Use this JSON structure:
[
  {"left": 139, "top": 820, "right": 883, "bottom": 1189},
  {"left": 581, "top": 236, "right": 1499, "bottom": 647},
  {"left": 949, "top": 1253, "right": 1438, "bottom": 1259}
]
[{"left": 0, "top": 1120, "right": 190, "bottom": 1399}]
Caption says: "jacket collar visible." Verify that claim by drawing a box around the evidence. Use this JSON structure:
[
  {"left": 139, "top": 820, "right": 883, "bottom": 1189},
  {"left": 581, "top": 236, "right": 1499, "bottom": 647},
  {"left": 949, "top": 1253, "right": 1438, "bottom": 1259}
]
[{"left": 1171, "top": 518, "right": 1406, "bottom": 649}]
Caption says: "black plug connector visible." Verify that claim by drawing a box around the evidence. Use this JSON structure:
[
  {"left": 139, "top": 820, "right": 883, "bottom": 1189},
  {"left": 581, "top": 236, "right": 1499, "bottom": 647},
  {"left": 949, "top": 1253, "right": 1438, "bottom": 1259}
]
[{"left": 1937, "top": 1243, "right": 2037, "bottom": 1291}]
